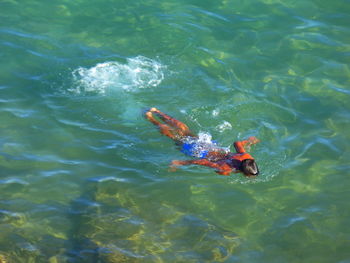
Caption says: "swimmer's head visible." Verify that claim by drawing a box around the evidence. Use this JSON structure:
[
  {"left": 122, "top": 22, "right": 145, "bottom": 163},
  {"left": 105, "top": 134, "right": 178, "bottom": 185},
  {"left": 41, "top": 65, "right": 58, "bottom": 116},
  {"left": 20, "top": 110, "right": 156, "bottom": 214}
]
[{"left": 240, "top": 159, "right": 259, "bottom": 176}]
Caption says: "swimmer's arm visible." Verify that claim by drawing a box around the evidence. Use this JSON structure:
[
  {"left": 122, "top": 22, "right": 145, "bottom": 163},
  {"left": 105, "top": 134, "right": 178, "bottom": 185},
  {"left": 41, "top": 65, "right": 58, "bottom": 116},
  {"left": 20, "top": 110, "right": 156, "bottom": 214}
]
[
  {"left": 234, "top": 136, "right": 260, "bottom": 153},
  {"left": 171, "top": 160, "right": 232, "bottom": 175}
]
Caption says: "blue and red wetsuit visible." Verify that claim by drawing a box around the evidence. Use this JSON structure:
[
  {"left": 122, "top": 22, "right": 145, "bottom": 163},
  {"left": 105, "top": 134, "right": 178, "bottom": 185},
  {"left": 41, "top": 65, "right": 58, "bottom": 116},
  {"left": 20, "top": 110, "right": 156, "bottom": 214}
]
[{"left": 145, "top": 107, "right": 259, "bottom": 176}]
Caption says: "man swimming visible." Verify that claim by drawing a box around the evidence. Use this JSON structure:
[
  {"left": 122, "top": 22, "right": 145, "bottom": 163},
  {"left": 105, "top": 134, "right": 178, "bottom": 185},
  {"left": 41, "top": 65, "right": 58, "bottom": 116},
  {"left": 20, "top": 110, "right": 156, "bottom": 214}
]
[{"left": 145, "top": 107, "right": 259, "bottom": 176}]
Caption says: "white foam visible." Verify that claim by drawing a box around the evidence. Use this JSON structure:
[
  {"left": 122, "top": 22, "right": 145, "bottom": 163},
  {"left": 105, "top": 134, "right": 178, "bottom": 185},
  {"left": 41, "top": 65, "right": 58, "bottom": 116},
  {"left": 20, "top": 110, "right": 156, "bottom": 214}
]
[
  {"left": 71, "top": 56, "right": 164, "bottom": 94},
  {"left": 197, "top": 132, "right": 214, "bottom": 144},
  {"left": 216, "top": 121, "right": 232, "bottom": 133},
  {"left": 212, "top": 109, "right": 220, "bottom": 116}
]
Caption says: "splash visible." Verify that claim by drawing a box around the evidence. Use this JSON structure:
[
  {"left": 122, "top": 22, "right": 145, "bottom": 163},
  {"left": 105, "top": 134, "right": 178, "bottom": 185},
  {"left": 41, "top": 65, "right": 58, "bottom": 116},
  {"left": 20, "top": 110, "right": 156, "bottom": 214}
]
[
  {"left": 216, "top": 121, "right": 232, "bottom": 133},
  {"left": 71, "top": 56, "right": 164, "bottom": 94}
]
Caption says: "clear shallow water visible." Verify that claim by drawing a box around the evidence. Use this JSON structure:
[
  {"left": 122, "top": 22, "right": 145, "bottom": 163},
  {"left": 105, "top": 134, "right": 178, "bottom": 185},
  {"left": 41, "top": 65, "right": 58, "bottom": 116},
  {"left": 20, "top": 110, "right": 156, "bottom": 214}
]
[{"left": 0, "top": 0, "right": 350, "bottom": 262}]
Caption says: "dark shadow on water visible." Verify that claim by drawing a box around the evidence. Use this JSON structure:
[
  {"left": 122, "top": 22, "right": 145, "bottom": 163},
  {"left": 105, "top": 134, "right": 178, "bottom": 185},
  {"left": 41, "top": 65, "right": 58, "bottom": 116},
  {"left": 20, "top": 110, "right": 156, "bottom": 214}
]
[
  {"left": 62, "top": 170, "right": 243, "bottom": 262},
  {"left": 65, "top": 180, "right": 101, "bottom": 263}
]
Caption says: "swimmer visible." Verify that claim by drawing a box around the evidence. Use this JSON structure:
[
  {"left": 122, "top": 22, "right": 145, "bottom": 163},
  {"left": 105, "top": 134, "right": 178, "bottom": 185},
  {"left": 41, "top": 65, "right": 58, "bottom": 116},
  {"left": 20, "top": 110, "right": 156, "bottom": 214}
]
[{"left": 145, "top": 107, "right": 260, "bottom": 176}]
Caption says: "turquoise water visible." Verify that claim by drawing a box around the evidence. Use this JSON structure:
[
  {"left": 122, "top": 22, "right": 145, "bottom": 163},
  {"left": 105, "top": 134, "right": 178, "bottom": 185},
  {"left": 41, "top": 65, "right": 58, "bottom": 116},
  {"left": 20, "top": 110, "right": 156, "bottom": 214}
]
[{"left": 1, "top": 0, "right": 350, "bottom": 262}]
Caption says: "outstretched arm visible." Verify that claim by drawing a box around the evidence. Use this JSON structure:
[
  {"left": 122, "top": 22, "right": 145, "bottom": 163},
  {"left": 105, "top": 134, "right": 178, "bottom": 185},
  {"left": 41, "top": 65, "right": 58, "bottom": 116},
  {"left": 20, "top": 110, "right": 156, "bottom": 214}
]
[
  {"left": 171, "top": 159, "right": 232, "bottom": 175},
  {"left": 234, "top": 136, "right": 260, "bottom": 153}
]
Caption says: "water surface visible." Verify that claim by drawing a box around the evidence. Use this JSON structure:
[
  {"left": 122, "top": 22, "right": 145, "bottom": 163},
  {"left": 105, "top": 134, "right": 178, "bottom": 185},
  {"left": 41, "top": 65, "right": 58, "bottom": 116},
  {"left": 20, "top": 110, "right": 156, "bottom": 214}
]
[{"left": 0, "top": 0, "right": 350, "bottom": 262}]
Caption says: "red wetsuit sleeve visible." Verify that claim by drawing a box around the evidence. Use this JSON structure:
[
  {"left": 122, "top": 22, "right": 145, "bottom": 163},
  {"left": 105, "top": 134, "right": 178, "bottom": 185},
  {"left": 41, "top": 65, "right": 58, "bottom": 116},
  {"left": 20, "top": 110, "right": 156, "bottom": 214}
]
[
  {"left": 234, "top": 140, "right": 248, "bottom": 153},
  {"left": 171, "top": 159, "right": 232, "bottom": 175},
  {"left": 234, "top": 137, "right": 260, "bottom": 154}
]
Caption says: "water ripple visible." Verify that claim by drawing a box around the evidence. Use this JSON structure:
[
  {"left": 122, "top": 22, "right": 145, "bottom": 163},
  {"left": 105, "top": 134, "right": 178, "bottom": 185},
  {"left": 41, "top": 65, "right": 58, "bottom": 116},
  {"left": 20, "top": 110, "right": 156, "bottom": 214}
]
[
  {"left": 88, "top": 176, "right": 129, "bottom": 183},
  {"left": 1, "top": 0, "right": 350, "bottom": 261},
  {"left": 0, "top": 178, "right": 29, "bottom": 185}
]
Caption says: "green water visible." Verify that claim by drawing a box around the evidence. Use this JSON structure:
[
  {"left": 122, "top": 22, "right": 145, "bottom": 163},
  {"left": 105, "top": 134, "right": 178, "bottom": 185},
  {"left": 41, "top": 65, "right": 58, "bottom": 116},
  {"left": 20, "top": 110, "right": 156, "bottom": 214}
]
[{"left": 1, "top": 0, "right": 350, "bottom": 262}]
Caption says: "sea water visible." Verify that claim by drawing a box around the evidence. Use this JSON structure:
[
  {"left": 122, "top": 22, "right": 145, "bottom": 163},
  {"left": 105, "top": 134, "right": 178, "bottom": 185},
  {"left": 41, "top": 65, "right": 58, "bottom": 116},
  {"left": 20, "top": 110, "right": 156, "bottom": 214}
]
[{"left": 0, "top": 0, "right": 350, "bottom": 262}]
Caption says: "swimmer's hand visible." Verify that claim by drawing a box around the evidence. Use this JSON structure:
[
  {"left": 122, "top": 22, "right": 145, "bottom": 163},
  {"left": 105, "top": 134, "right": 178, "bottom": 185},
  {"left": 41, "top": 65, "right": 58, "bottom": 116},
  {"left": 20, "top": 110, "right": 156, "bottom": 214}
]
[
  {"left": 169, "top": 160, "right": 184, "bottom": 172},
  {"left": 171, "top": 160, "right": 185, "bottom": 166},
  {"left": 244, "top": 137, "right": 260, "bottom": 150},
  {"left": 247, "top": 136, "right": 260, "bottom": 144}
]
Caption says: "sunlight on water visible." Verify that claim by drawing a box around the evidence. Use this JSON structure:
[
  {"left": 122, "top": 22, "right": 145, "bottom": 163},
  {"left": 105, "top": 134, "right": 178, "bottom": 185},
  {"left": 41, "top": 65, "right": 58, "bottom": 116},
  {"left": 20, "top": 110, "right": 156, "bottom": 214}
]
[
  {"left": 1, "top": 0, "right": 350, "bottom": 261},
  {"left": 71, "top": 56, "right": 165, "bottom": 94}
]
